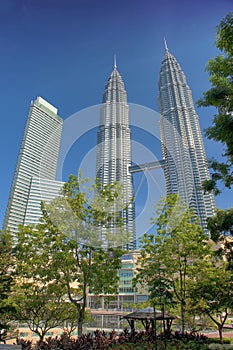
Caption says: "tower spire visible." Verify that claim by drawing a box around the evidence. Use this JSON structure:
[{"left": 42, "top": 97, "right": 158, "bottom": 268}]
[
  {"left": 164, "top": 37, "right": 168, "bottom": 52},
  {"left": 114, "top": 54, "right": 117, "bottom": 69}
]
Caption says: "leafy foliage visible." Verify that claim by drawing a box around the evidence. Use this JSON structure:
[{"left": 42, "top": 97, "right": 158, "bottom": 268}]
[
  {"left": 14, "top": 174, "right": 125, "bottom": 338},
  {"left": 135, "top": 194, "right": 210, "bottom": 333},
  {"left": 207, "top": 208, "right": 233, "bottom": 270},
  {"left": 16, "top": 330, "right": 210, "bottom": 350},
  {"left": 11, "top": 280, "right": 77, "bottom": 341},
  {"left": 207, "top": 208, "right": 233, "bottom": 242},
  {"left": 188, "top": 260, "right": 233, "bottom": 342},
  {"left": 44, "top": 174, "right": 128, "bottom": 248},
  {"left": 197, "top": 17, "right": 233, "bottom": 331},
  {"left": 197, "top": 12, "right": 233, "bottom": 194},
  {"left": 0, "top": 231, "right": 15, "bottom": 341}
]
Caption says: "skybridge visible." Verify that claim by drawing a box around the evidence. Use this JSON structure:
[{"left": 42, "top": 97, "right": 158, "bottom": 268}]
[{"left": 129, "top": 159, "right": 166, "bottom": 174}]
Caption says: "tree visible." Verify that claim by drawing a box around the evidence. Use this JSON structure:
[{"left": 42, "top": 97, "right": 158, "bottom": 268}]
[
  {"left": 207, "top": 208, "right": 233, "bottom": 270},
  {"left": 11, "top": 281, "right": 76, "bottom": 341},
  {"left": 208, "top": 208, "right": 233, "bottom": 241},
  {"left": 44, "top": 174, "right": 125, "bottom": 336},
  {"left": 0, "top": 231, "right": 15, "bottom": 342},
  {"left": 44, "top": 174, "right": 128, "bottom": 249},
  {"left": 13, "top": 224, "right": 79, "bottom": 341},
  {"left": 135, "top": 195, "right": 211, "bottom": 333},
  {"left": 134, "top": 234, "right": 174, "bottom": 332},
  {"left": 14, "top": 174, "right": 125, "bottom": 337},
  {"left": 189, "top": 260, "right": 233, "bottom": 343},
  {"left": 198, "top": 12, "right": 233, "bottom": 195}
]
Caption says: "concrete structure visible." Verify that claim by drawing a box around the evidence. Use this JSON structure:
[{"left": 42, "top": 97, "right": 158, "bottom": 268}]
[
  {"left": 96, "top": 60, "right": 136, "bottom": 249},
  {"left": 158, "top": 42, "right": 215, "bottom": 231},
  {"left": 3, "top": 97, "right": 63, "bottom": 234}
]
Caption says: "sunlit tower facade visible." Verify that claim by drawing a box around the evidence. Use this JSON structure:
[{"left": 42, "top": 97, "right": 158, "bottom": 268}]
[
  {"left": 3, "top": 97, "right": 63, "bottom": 234},
  {"left": 158, "top": 42, "right": 215, "bottom": 231},
  {"left": 96, "top": 60, "right": 136, "bottom": 249}
]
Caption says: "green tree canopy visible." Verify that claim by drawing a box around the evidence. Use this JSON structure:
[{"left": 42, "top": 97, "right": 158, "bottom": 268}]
[
  {"left": 207, "top": 208, "right": 233, "bottom": 270},
  {"left": 0, "top": 231, "right": 15, "bottom": 341},
  {"left": 189, "top": 260, "right": 233, "bottom": 342},
  {"left": 14, "top": 174, "right": 125, "bottom": 337},
  {"left": 198, "top": 12, "right": 233, "bottom": 194},
  {"left": 135, "top": 194, "right": 210, "bottom": 333},
  {"left": 11, "top": 281, "right": 76, "bottom": 341},
  {"left": 197, "top": 12, "right": 233, "bottom": 272},
  {"left": 208, "top": 208, "right": 233, "bottom": 241}
]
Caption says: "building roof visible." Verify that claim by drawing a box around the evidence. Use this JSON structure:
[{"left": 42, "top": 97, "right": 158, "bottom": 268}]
[{"left": 123, "top": 307, "right": 176, "bottom": 321}]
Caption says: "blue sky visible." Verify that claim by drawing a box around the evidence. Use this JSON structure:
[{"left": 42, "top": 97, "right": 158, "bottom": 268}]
[{"left": 0, "top": 0, "right": 232, "bottom": 233}]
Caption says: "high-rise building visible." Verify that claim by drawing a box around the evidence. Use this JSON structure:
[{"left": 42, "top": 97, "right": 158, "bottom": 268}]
[
  {"left": 3, "top": 96, "right": 63, "bottom": 234},
  {"left": 158, "top": 42, "right": 215, "bottom": 231},
  {"left": 24, "top": 176, "right": 64, "bottom": 226},
  {"left": 96, "top": 61, "right": 136, "bottom": 249}
]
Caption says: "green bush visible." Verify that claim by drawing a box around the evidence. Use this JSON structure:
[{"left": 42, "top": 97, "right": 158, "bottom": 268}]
[
  {"left": 16, "top": 330, "right": 211, "bottom": 350},
  {"left": 209, "top": 338, "right": 232, "bottom": 344}
]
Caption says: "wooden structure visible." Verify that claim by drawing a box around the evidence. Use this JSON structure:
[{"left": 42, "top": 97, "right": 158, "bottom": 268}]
[{"left": 123, "top": 307, "right": 176, "bottom": 333}]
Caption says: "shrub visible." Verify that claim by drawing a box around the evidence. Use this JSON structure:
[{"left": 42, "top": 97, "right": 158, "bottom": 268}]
[{"left": 16, "top": 330, "right": 210, "bottom": 350}]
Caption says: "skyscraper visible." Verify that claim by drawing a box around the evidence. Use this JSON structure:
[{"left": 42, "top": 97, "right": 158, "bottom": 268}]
[
  {"left": 96, "top": 60, "right": 136, "bottom": 249},
  {"left": 3, "top": 96, "right": 63, "bottom": 234},
  {"left": 23, "top": 176, "right": 64, "bottom": 226},
  {"left": 158, "top": 42, "right": 215, "bottom": 231}
]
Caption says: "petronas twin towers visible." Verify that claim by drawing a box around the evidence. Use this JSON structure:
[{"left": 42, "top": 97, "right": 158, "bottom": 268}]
[
  {"left": 4, "top": 43, "right": 215, "bottom": 246},
  {"left": 96, "top": 44, "right": 215, "bottom": 247},
  {"left": 158, "top": 44, "right": 215, "bottom": 230},
  {"left": 96, "top": 60, "right": 136, "bottom": 249}
]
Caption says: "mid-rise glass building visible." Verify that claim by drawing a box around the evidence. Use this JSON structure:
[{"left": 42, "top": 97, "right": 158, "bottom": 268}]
[{"left": 3, "top": 96, "right": 63, "bottom": 234}]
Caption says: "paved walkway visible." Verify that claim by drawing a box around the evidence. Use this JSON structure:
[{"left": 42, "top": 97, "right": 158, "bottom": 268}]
[{"left": 205, "top": 329, "right": 233, "bottom": 339}]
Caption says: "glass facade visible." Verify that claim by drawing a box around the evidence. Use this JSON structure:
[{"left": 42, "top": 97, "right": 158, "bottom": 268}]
[
  {"left": 86, "top": 251, "right": 148, "bottom": 332},
  {"left": 3, "top": 97, "right": 63, "bottom": 234},
  {"left": 96, "top": 64, "right": 136, "bottom": 249},
  {"left": 24, "top": 176, "right": 64, "bottom": 226},
  {"left": 158, "top": 47, "right": 215, "bottom": 231}
]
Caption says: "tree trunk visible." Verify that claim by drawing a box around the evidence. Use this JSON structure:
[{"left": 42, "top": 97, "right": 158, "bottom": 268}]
[
  {"left": 162, "top": 303, "right": 166, "bottom": 334},
  {"left": 31, "top": 329, "right": 44, "bottom": 342},
  {"left": 77, "top": 301, "right": 86, "bottom": 337},
  {"left": 218, "top": 325, "right": 223, "bottom": 344},
  {"left": 77, "top": 320, "right": 83, "bottom": 337},
  {"left": 39, "top": 332, "right": 45, "bottom": 341},
  {"left": 180, "top": 302, "right": 185, "bottom": 333}
]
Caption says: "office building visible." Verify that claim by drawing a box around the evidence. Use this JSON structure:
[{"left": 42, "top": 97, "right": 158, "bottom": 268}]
[
  {"left": 24, "top": 176, "right": 64, "bottom": 226},
  {"left": 158, "top": 42, "right": 215, "bottom": 231},
  {"left": 96, "top": 60, "right": 136, "bottom": 249},
  {"left": 3, "top": 97, "right": 63, "bottom": 234}
]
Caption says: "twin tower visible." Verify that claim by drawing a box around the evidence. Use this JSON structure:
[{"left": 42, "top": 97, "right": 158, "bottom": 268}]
[{"left": 4, "top": 46, "right": 215, "bottom": 246}]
